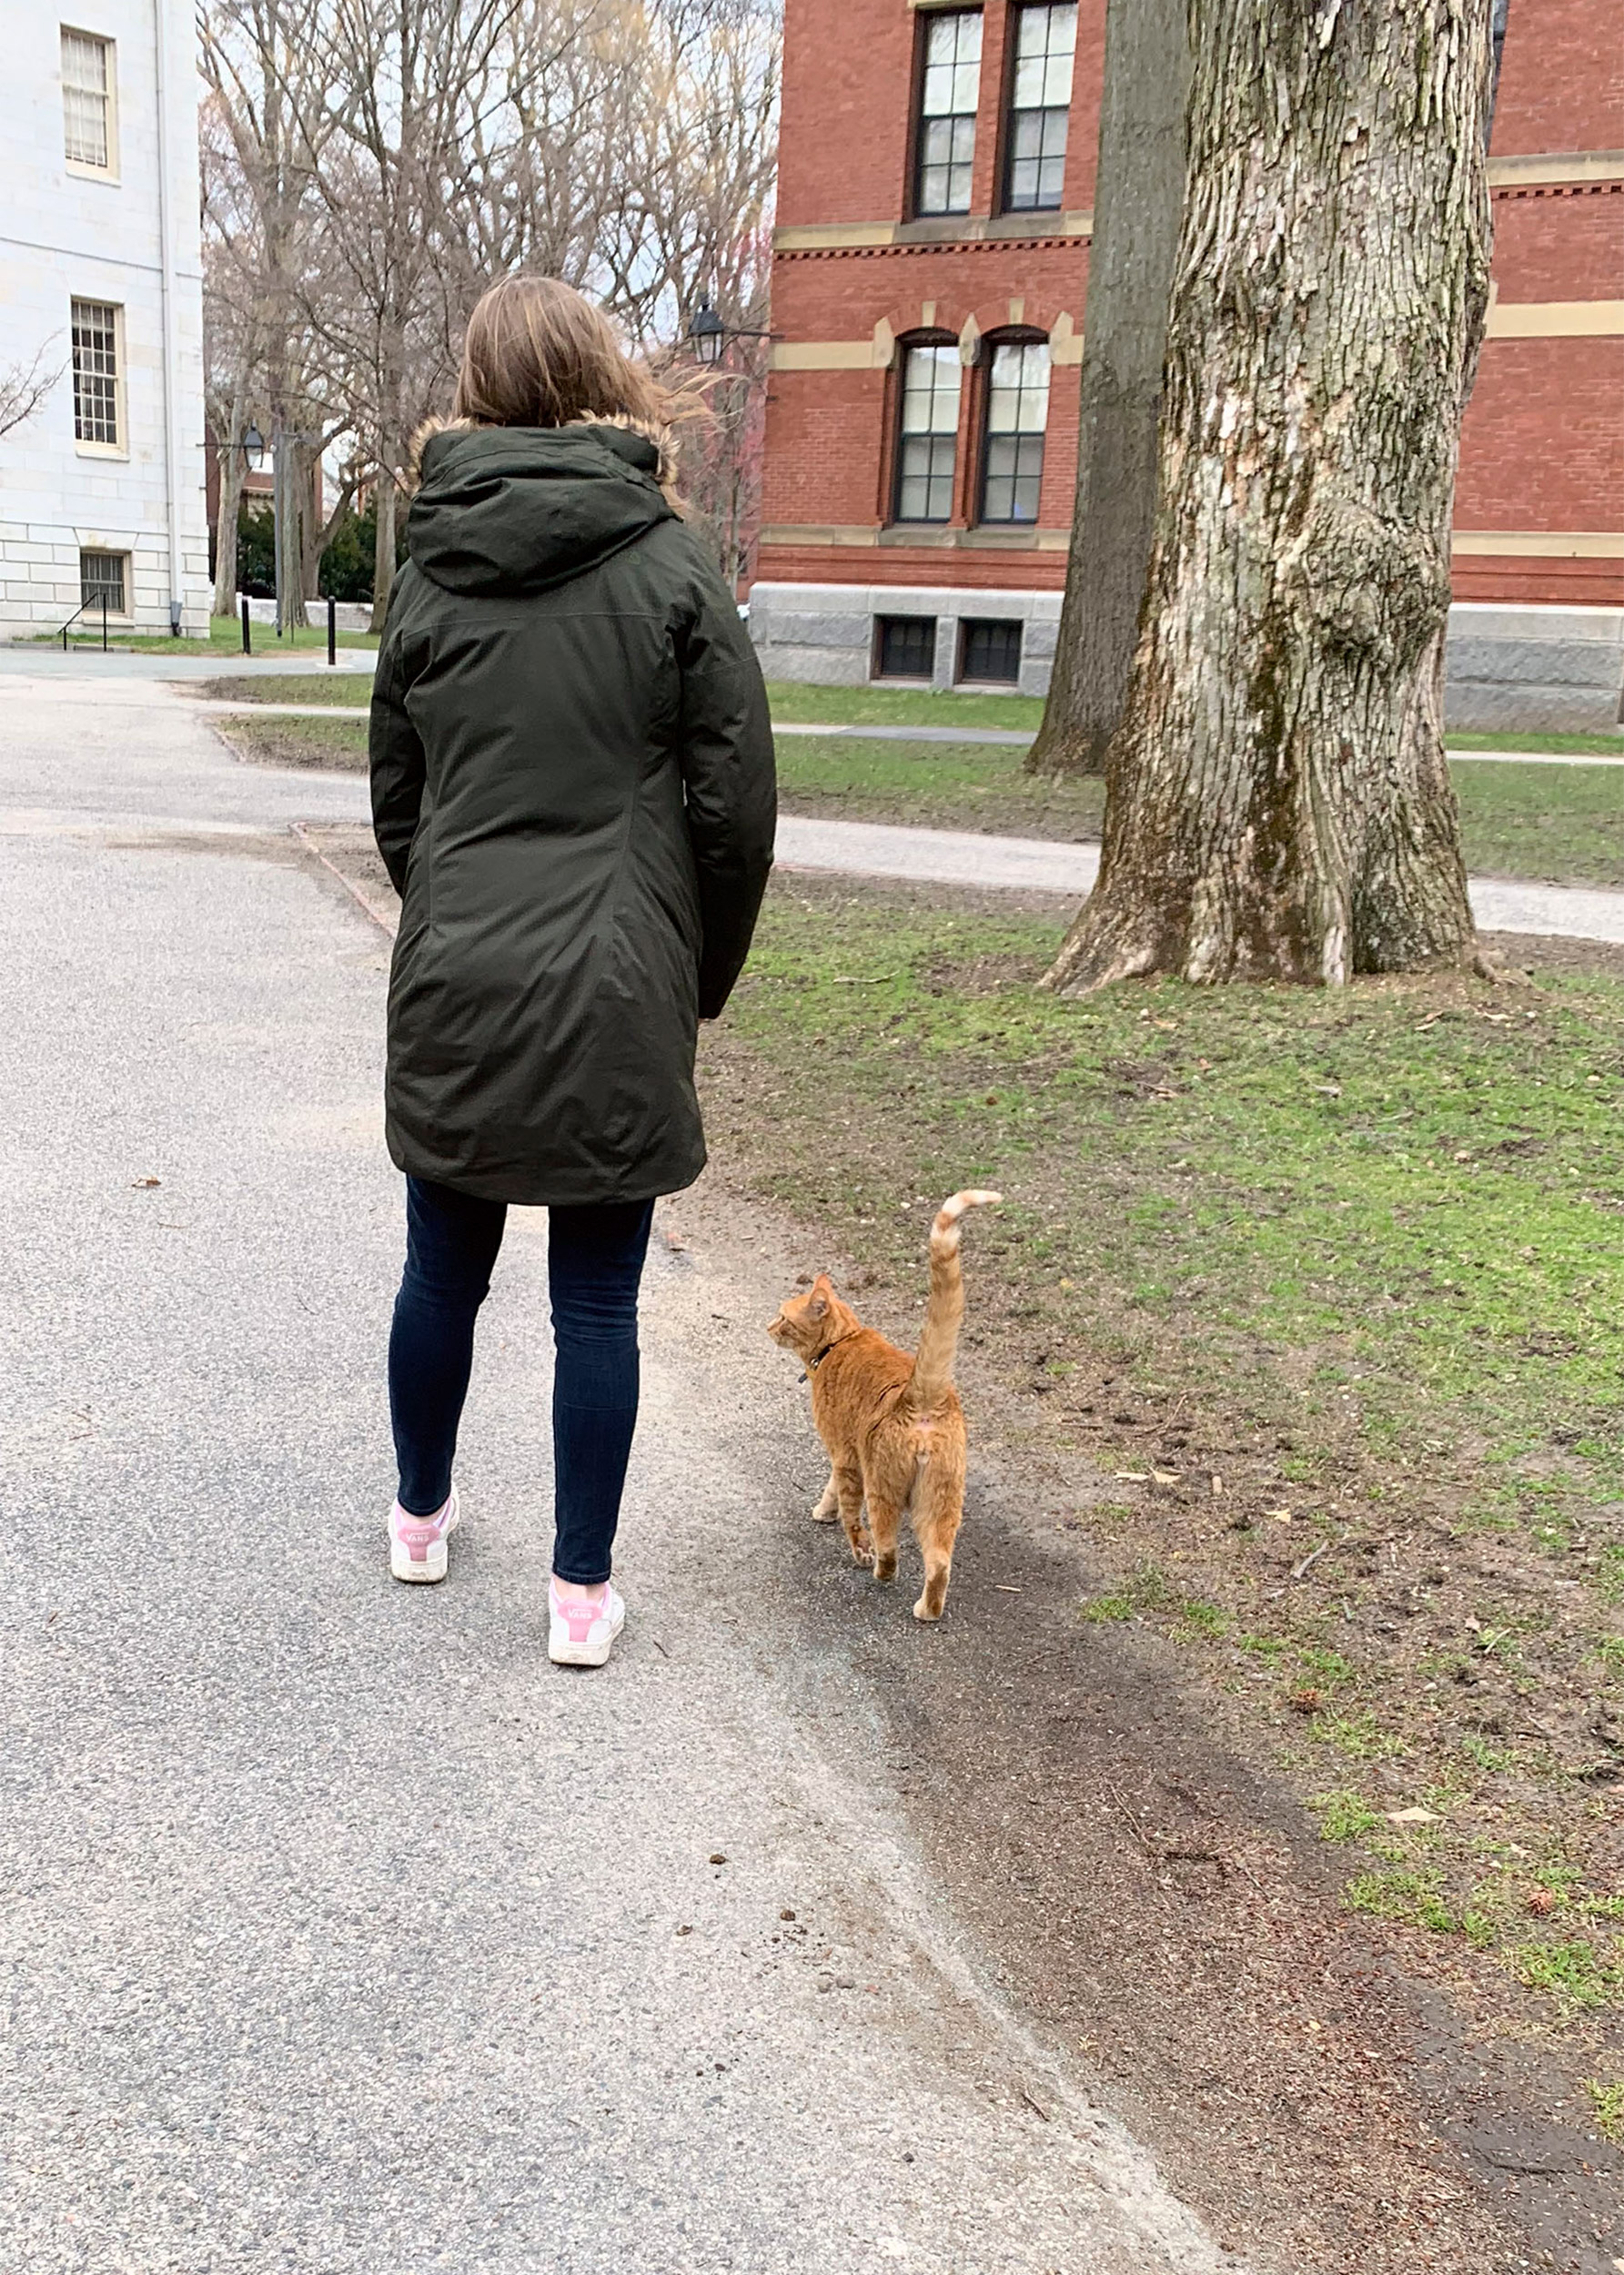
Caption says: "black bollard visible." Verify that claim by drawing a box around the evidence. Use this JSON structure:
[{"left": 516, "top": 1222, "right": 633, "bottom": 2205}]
[
  {"left": 328, "top": 593, "right": 337, "bottom": 667},
  {"left": 241, "top": 595, "right": 251, "bottom": 655}
]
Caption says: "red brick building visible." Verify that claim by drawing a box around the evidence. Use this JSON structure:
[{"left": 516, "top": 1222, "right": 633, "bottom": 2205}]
[{"left": 751, "top": 0, "right": 1624, "bottom": 726}]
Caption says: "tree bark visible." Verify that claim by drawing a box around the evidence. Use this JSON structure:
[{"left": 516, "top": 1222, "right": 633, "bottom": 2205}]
[
  {"left": 1044, "top": 0, "right": 1491, "bottom": 994},
  {"left": 369, "top": 472, "right": 398, "bottom": 632},
  {"left": 1025, "top": 0, "right": 1189, "bottom": 777}
]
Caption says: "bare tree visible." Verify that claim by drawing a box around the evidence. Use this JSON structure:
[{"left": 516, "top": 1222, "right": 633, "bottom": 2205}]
[
  {"left": 1024, "top": 0, "right": 1187, "bottom": 777},
  {"left": 199, "top": 0, "right": 782, "bottom": 619},
  {"left": 1044, "top": 0, "right": 1492, "bottom": 996},
  {"left": 0, "top": 344, "right": 63, "bottom": 441}
]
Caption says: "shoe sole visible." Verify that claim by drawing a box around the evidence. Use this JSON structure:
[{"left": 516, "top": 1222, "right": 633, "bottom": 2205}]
[
  {"left": 389, "top": 1498, "right": 459, "bottom": 1585},
  {"left": 549, "top": 1607, "right": 626, "bottom": 1667}
]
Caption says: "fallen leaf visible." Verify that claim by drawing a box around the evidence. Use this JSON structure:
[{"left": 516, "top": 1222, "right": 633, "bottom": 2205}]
[
  {"left": 1526, "top": 1887, "right": 1558, "bottom": 1917},
  {"left": 131, "top": 1176, "right": 160, "bottom": 1188},
  {"left": 1386, "top": 1807, "right": 1441, "bottom": 1826},
  {"left": 1289, "top": 1687, "right": 1325, "bottom": 1715},
  {"left": 1266, "top": 1507, "right": 1294, "bottom": 1522},
  {"left": 1152, "top": 1469, "right": 1181, "bottom": 1485},
  {"left": 1115, "top": 1470, "right": 1150, "bottom": 1483},
  {"left": 708, "top": 1852, "right": 727, "bottom": 1866}
]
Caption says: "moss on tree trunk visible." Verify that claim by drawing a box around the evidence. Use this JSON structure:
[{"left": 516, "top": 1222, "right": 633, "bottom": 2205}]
[{"left": 1045, "top": 0, "right": 1492, "bottom": 993}]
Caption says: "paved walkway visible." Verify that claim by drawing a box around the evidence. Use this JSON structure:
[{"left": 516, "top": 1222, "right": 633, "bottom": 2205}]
[
  {"left": 0, "top": 672, "right": 1228, "bottom": 2271},
  {"left": 774, "top": 814, "right": 1624, "bottom": 945}
]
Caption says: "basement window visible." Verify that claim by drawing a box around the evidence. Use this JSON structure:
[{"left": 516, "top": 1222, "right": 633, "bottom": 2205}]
[
  {"left": 959, "top": 619, "right": 1024, "bottom": 685},
  {"left": 79, "top": 549, "right": 128, "bottom": 614},
  {"left": 875, "top": 616, "right": 937, "bottom": 681}
]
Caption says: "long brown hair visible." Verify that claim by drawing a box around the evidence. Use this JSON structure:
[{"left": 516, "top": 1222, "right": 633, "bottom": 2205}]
[{"left": 452, "top": 276, "right": 675, "bottom": 434}]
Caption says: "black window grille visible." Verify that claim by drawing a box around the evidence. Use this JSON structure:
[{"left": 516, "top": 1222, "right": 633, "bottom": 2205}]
[
  {"left": 914, "top": 10, "right": 982, "bottom": 217},
  {"left": 1004, "top": 3, "right": 1076, "bottom": 213},
  {"left": 959, "top": 619, "right": 1023, "bottom": 685},
  {"left": 980, "top": 340, "right": 1050, "bottom": 523},
  {"left": 875, "top": 616, "right": 937, "bottom": 681},
  {"left": 894, "top": 344, "right": 963, "bottom": 523},
  {"left": 79, "top": 550, "right": 126, "bottom": 612}
]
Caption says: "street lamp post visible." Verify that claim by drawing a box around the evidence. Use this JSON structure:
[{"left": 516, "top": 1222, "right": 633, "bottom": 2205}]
[{"left": 684, "top": 294, "right": 772, "bottom": 367}]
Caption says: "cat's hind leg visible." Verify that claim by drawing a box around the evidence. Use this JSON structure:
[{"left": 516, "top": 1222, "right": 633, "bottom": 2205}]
[
  {"left": 832, "top": 1461, "right": 872, "bottom": 1566},
  {"left": 811, "top": 1470, "right": 840, "bottom": 1522},
  {"left": 863, "top": 1471, "right": 908, "bottom": 1585},
  {"left": 911, "top": 1459, "right": 964, "bottom": 1622}
]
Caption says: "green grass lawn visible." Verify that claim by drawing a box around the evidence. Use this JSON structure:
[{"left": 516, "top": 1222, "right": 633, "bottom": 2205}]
[
  {"left": 211, "top": 714, "right": 370, "bottom": 771},
  {"left": 1447, "top": 729, "right": 1624, "bottom": 757},
  {"left": 701, "top": 873, "right": 1624, "bottom": 2043},
  {"left": 48, "top": 615, "right": 378, "bottom": 657},
  {"left": 1451, "top": 758, "right": 1624, "bottom": 885},
  {"left": 762, "top": 680, "right": 1045, "bottom": 732},
  {"left": 203, "top": 673, "right": 374, "bottom": 706}
]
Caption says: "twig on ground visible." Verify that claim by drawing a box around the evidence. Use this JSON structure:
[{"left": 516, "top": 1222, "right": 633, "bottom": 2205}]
[{"left": 1291, "top": 1529, "right": 1347, "bottom": 1582}]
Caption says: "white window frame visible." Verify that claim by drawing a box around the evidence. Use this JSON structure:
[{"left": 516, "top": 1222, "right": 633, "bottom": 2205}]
[
  {"left": 78, "top": 547, "right": 133, "bottom": 621},
  {"left": 71, "top": 297, "right": 127, "bottom": 458},
  {"left": 61, "top": 25, "right": 119, "bottom": 182}
]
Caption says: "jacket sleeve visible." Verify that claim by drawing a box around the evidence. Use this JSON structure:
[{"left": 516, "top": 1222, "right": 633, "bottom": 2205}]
[
  {"left": 676, "top": 563, "right": 777, "bottom": 1020},
  {"left": 368, "top": 611, "right": 426, "bottom": 898}
]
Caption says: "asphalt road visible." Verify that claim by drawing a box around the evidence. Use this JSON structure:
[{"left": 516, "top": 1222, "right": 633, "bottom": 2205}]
[{"left": 0, "top": 675, "right": 1231, "bottom": 2271}]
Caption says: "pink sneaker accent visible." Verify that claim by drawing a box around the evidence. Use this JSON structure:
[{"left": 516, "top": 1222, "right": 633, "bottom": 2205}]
[
  {"left": 548, "top": 1578, "right": 626, "bottom": 1667},
  {"left": 388, "top": 1486, "right": 459, "bottom": 1584}
]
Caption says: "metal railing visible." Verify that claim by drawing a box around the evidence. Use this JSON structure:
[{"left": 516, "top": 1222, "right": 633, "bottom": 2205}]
[{"left": 58, "top": 593, "right": 111, "bottom": 651}]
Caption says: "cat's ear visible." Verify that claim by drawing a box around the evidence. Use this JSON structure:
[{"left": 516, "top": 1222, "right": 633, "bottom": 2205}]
[{"left": 807, "top": 1274, "right": 832, "bottom": 1318}]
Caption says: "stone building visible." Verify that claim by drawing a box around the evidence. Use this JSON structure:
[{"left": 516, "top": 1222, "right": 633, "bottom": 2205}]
[
  {"left": 751, "top": 0, "right": 1624, "bottom": 729},
  {"left": 0, "top": 3, "right": 210, "bottom": 640}
]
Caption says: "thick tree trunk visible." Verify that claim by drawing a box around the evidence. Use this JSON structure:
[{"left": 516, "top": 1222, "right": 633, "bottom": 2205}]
[
  {"left": 1025, "top": 0, "right": 1189, "bottom": 777},
  {"left": 1045, "top": 0, "right": 1491, "bottom": 993}
]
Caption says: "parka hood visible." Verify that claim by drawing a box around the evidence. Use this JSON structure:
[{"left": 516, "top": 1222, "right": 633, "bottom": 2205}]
[{"left": 405, "top": 418, "right": 678, "bottom": 597}]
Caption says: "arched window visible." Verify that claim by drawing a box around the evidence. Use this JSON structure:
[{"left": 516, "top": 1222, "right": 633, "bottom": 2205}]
[
  {"left": 894, "top": 340, "right": 963, "bottom": 524},
  {"left": 979, "top": 338, "right": 1049, "bottom": 524}
]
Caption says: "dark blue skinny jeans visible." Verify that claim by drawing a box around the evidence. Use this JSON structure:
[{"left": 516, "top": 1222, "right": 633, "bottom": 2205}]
[{"left": 388, "top": 1177, "right": 655, "bottom": 1584}]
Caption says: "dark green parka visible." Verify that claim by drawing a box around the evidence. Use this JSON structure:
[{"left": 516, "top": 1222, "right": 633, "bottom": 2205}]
[{"left": 368, "top": 420, "right": 775, "bottom": 1206}]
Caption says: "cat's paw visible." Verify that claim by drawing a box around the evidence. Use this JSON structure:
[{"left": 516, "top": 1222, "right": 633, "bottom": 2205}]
[
  {"left": 851, "top": 1532, "right": 874, "bottom": 1566},
  {"left": 810, "top": 1500, "right": 839, "bottom": 1523},
  {"left": 913, "top": 1592, "right": 943, "bottom": 1622},
  {"left": 873, "top": 1552, "right": 898, "bottom": 1584}
]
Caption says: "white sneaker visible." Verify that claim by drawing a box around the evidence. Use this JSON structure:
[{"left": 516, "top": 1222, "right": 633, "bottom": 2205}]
[
  {"left": 388, "top": 1486, "right": 459, "bottom": 1583},
  {"left": 548, "top": 1579, "right": 626, "bottom": 1667}
]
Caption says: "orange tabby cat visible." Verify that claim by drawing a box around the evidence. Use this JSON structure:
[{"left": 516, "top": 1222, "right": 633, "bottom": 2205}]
[{"left": 768, "top": 1189, "right": 1002, "bottom": 1622}]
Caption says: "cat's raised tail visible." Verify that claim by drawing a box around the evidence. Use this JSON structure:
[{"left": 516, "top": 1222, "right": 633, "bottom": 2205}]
[{"left": 909, "top": 1188, "right": 1004, "bottom": 1411}]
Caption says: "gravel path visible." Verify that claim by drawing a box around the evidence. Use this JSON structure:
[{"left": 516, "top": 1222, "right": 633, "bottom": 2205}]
[{"left": 0, "top": 673, "right": 1231, "bottom": 2272}]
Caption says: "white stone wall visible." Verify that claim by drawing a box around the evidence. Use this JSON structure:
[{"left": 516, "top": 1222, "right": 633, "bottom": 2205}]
[{"left": 0, "top": 0, "right": 210, "bottom": 639}]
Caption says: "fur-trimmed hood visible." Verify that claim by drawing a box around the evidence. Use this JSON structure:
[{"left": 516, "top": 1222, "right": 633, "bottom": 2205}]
[{"left": 402, "top": 414, "right": 680, "bottom": 599}]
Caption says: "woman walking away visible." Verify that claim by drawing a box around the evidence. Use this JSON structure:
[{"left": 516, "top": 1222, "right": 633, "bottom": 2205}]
[{"left": 369, "top": 275, "right": 775, "bottom": 1667}]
